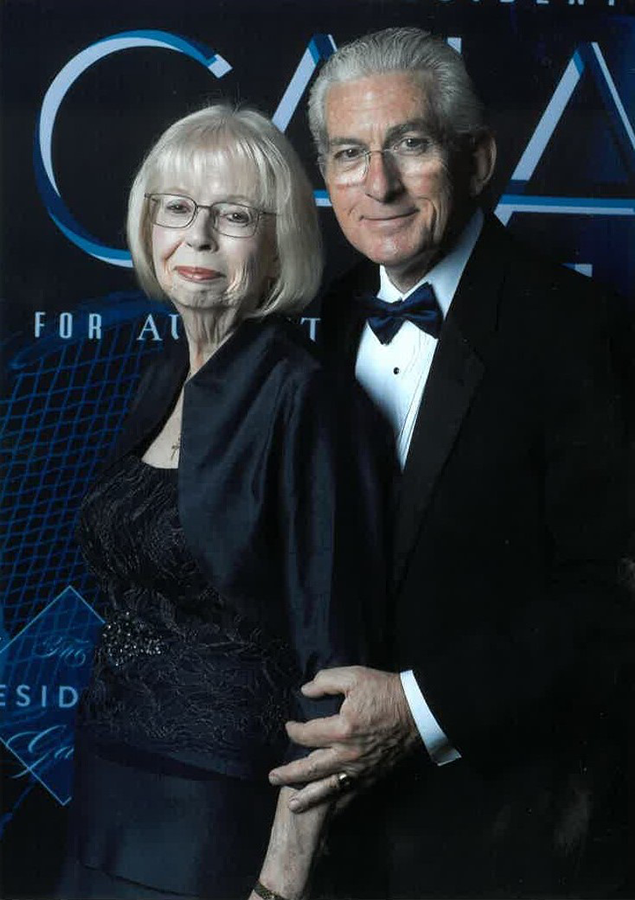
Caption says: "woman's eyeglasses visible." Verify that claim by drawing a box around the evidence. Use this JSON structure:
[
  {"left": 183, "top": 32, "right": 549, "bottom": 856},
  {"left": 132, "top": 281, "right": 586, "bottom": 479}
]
[{"left": 145, "top": 194, "right": 275, "bottom": 237}]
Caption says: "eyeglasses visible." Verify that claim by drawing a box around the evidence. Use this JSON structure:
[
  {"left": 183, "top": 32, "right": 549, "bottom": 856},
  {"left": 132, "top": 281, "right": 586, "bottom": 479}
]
[
  {"left": 145, "top": 193, "right": 275, "bottom": 237},
  {"left": 325, "top": 136, "right": 433, "bottom": 186}
]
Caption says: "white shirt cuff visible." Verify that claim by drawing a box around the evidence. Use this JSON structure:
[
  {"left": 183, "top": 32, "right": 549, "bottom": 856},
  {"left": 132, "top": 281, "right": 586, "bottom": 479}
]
[{"left": 400, "top": 669, "right": 461, "bottom": 766}]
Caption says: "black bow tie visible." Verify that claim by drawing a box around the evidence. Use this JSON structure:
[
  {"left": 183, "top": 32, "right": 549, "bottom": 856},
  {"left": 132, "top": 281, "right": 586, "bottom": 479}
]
[{"left": 360, "top": 282, "right": 443, "bottom": 344}]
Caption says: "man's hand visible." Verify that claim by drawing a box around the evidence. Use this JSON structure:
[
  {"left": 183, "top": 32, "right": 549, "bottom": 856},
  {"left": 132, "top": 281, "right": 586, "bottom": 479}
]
[{"left": 268, "top": 666, "right": 421, "bottom": 813}]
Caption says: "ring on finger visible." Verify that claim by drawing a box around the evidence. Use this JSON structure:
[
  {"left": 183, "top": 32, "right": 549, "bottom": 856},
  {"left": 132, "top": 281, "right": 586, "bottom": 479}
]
[{"left": 336, "top": 771, "right": 353, "bottom": 793}]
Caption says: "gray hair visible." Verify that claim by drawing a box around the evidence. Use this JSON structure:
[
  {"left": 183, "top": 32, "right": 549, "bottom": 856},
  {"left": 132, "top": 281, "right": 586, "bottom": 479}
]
[
  {"left": 308, "top": 27, "right": 487, "bottom": 159},
  {"left": 127, "top": 104, "right": 322, "bottom": 315}
]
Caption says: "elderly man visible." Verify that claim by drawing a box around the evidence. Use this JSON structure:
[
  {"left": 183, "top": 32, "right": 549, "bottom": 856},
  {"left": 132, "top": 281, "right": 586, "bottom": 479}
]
[{"left": 269, "top": 27, "right": 632, "bottom": 899}]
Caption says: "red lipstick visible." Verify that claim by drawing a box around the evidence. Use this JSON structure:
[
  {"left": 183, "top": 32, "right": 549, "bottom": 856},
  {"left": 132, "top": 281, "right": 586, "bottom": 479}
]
[{"left": 174, "top": 266, "right": 221, "bottom": 282}]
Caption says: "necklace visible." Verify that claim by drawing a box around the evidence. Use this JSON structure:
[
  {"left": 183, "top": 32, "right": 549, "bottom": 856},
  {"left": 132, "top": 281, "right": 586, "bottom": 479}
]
[{"left": 168, "top": 377, "right": 189, "bottom": 461}]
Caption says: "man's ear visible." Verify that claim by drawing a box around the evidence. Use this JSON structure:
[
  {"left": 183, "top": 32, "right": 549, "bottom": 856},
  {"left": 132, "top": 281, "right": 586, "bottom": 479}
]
[{"left": 469, "top": 131, "right": 497, "bottom": 198}]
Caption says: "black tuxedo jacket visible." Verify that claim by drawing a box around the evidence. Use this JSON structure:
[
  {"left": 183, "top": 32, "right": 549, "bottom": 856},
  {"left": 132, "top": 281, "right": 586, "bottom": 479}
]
[{"left": 320, "top": 214, "right": 633, "bottom": 896}]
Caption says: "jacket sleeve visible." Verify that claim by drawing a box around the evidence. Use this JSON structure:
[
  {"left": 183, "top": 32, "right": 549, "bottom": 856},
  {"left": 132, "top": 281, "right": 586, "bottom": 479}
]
[{"left": 278, "top": 367, "right": 394, "bottom": 759}]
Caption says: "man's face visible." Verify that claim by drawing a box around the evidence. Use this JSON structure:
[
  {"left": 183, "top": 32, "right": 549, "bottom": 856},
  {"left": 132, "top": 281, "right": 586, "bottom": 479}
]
[{"left": 323, "top": 71, "right": 461, "bottom": 292}]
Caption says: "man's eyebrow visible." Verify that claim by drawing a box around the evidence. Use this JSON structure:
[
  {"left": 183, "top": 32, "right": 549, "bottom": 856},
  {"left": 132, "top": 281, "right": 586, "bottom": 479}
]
[
  {"left": 326, "top": 136, "right": 366, "bottom": 149},
  {"left": 384, "top": 119, "right": 431, "bottom": 143}
]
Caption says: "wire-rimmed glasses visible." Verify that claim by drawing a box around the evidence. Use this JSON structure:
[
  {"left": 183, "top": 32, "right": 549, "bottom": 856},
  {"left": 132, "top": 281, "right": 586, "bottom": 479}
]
[
  {"left": 145, "top": 193, "right": 275, "bottom": 237},
  {"left": 324, "top": 135, "right": 433, "bottom": 187}
]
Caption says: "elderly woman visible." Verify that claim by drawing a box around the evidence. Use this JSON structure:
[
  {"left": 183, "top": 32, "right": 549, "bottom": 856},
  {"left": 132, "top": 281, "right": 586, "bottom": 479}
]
[{"left": 59, "top": 104, "right": 390, "bottom": 900}]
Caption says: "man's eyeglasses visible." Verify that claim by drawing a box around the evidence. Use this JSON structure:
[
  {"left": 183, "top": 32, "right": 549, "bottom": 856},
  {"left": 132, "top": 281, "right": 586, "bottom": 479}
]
[
  {"left": 145, "top": 194, "right": 275, "bottom": 237},
  {"left": 325, "top": 136, "right": 433, "bottom": 186}
]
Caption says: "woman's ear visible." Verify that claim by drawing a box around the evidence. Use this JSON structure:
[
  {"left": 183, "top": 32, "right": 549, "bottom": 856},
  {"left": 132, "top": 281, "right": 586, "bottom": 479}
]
[{"left": 469, "top": 131, "right": 497, "bottom": 198}]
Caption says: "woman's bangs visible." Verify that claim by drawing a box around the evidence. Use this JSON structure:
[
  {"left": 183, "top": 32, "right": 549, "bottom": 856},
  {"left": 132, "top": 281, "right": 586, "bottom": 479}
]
[{"left": 150, "top": 129, "right": 275, "bottom": 210}]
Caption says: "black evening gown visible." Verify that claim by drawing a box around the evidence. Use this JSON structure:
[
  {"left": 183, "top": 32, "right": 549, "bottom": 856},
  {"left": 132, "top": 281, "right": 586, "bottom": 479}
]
[
  {"left": 61, "top": 453, "right": 291, "bottom": 899},
  {"left": 59, "top": 317, "right": 393, "bottom": 900}
]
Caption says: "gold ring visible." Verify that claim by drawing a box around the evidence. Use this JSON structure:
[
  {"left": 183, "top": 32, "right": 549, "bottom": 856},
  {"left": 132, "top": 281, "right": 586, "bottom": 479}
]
[{"left": 336, "top": 771, "right": 353, "bottom": 792}]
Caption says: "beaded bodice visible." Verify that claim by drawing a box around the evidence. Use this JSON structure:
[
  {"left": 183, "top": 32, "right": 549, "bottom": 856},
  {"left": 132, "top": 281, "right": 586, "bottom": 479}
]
[{"left": 76, "top": 454, "right": 295, "bottom": 778}]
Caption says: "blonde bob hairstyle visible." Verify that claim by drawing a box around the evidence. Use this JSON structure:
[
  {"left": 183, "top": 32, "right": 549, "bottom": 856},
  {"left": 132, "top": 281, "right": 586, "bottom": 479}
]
[{"left": 127, "top": 104, "right": 323, "bottom": 316}]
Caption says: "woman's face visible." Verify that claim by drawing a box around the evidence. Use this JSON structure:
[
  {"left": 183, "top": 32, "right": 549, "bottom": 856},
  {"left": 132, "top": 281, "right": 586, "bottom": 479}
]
[{"left": 150, "top": 152, "right": 277, "bottom": 314}]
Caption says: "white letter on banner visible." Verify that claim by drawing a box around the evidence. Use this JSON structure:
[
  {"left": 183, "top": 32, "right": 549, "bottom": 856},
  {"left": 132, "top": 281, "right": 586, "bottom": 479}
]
[
  {"left": 59, "top": 686, "right": 78, "bottom": 708},
  {"left": 137, "top": 314, "right": 161, "bottom": 341},
  {"left": 59, "top": 312, "right": 73, "bottom": 339},
  {"left": 16, "top": 685, "right": 31, "bottom": 707},
  {"left": 35, "top": 30, "right": 232, "bottom": 267},
  {"left": 88, "top": 313, "right": 102, "bottom": 339}
]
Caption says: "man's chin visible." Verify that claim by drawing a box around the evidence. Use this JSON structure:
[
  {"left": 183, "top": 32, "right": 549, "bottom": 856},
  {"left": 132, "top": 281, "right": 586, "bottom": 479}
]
[{"left": 365, "top": 245, "right": 439, "bottom": 289}]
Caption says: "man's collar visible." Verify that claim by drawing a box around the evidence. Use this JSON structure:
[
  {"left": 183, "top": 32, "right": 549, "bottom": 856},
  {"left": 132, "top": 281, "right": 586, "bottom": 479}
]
[{"left": 378, "top": 208, "right": 484, "bottom": 317}]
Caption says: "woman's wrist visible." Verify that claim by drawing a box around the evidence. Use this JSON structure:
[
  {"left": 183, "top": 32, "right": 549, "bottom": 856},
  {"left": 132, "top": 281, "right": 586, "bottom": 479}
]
[
  {"left": 256, "top": 862, "right": 307, "bottom": 900},
  {"left": 256, "top": 786, "right": 329, "bottom": 900},
  {"left": 253, "top": 879, "right": 294, "bottom": 900}
]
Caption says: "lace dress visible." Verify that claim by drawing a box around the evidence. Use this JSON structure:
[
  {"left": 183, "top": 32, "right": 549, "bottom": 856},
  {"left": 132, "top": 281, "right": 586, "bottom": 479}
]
[{"left": 65, "top": 453, "right": 296, "bottom": 899}]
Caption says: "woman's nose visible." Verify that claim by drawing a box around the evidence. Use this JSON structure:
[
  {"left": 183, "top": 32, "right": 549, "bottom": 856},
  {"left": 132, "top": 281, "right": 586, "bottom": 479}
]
[{"left": 185, "top": 207, "right": 218, "bottom": 250}]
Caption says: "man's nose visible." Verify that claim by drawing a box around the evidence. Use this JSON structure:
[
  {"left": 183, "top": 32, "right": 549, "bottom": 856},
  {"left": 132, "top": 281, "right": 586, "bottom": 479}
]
[
  {"left": 185, "top": 208, "right": 218, "bottom": 250},
  {"left": 364, "top": 150, "right": 403, "bottom": 202}
]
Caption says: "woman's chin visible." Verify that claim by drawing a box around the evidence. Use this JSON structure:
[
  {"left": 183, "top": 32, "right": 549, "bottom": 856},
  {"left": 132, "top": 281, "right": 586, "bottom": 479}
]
[{"left": 169, "top": 289, "right": 232, "bottom": 313}]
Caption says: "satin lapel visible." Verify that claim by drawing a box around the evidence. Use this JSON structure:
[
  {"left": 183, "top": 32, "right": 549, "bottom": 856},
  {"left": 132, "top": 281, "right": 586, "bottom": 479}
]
[
  {"left": 343, "top": 310, "right": 366, "bottom": 372},
  {"left": 393, "top": 320, "right": 484, "bottom": 588},
  {"left": 326, "top": 260, "right": 379, "bottom": 373},
  {"left": 392, "top": 214, "right": 507, "bottom": 591},
  {"left": 347, "top": 263, "right": 382, "bottom": 369}
]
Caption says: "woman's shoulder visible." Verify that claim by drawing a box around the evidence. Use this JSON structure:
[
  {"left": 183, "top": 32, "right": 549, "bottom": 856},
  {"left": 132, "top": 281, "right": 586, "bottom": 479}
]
[
  {"left": 191, "top": 316, "right": 390, "bottom": 442},
  {"left": 256, "top": 315, "right": 322, "bottom": 372},
  {"left": 229, "top": 315, "right": 329, "bottom": 396},
  {"left": 257, "top": 316, "right": 358, "bottom": 396},
  {"left": 259, "top": 318, "right": 393, "bottom": 445}
]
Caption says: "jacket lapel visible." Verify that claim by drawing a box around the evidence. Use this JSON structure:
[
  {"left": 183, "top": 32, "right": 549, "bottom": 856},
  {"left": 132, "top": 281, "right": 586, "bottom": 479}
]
[
  {"left": 392, "top": 215, "right": 507, "bottom": 590},
  {"left": 323, "top": 260, "right": 379, "bottom": 373},
  {"left": 342, "top": 311, "right": 366, "bottom": 373},
  {"left": 345, "top": 264, "right": 379, "bottom": 370},
  {"left": 392, "top": 319, "right": 485, "bottom": 588},
  {"left": 102, "top": 340, "right": 189, "bottom": 471}
]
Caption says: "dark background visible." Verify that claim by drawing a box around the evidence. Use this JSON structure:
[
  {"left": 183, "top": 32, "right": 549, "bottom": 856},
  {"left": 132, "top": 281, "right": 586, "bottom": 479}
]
[{"left": 1, "top": 0, "right": 634, "bottom": 896}]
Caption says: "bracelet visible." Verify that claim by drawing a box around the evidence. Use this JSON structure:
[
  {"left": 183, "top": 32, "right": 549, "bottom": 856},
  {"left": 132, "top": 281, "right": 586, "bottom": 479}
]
[{"left": 254, "top": 880, "right": 292, "bottom": 900}]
